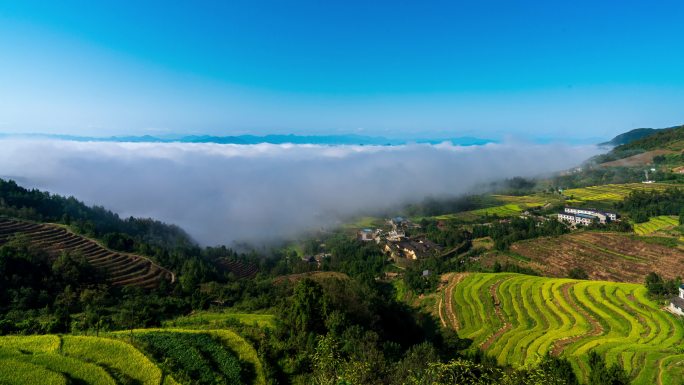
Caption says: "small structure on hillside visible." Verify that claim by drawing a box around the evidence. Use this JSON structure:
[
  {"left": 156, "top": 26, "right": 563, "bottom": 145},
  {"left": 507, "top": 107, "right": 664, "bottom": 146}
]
[
  {"left": 669, "top": 285, "right": 684, "bottom": 316},
  {"left": 357, "top": 228, "right": 378, "bottom": 242},
  {"left": 389, "top": 216, "right": 409, "bottom": 230},
  {"left": 301, "top": 253, "right": 331, "bottom": 268},
  {"left": 642, "top": 170, "right": 655, "bottom": 184},
  {"left": 386, "top": 229, "right": 406, "bottom": 241}
]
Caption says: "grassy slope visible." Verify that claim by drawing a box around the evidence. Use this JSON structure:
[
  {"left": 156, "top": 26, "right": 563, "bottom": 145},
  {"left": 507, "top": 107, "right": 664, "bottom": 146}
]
[{"left": 163, "top": 311, "right": 276, "bottom": 329}]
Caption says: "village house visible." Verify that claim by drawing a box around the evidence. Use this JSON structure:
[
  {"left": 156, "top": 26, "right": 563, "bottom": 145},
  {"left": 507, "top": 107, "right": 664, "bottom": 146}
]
[
  {"left": 384, "top": 237, "right": 440, "bottom": 261},
  {"left": 301, "top": 253, "right": 331, "bottom": 268},
  {"left": 669, "top": 285, "right": 684, "bottom": 316},
  {"left": 386, "top": 229, "right": 405, "bottom": 241},
  {"left": 389, "top": 216, "right": 409, "bottom": 230}
]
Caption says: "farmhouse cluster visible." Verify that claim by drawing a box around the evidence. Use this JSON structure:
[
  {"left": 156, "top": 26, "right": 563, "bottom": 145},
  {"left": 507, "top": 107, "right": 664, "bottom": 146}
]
[
  {"left": 557, "top": 207, "right": 618, "bottom": 226},
  {"left": 358, "top": 217, "right": 442, "bottom": 264}
]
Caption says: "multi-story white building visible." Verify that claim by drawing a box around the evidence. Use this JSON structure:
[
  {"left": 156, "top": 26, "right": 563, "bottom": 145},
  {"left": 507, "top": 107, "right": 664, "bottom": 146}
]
[
  {"left": 561, "top": 207, "right": 618, "bottom": 224},
  {"left": 557, "top": 212, "right": 596, "bottom": 226},
  {"left": 670, "top": 285, "right": 684, "bottom": 316}
]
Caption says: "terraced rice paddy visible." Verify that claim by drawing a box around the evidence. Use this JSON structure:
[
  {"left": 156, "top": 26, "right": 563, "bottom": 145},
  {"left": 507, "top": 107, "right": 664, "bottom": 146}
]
[
  {"left": 435, "top": 195, "right": 549, "bottom": 221},
  {"left": 445, "top": 273, "right": 684, "bottom": 384},
  {"left": 0, "top": 218, "right": 174, "bottom": 289},
  {"left": 0, "top": 335, "right": 179, "bottom": 385},
  {"left": 510, "top": 232, "right": 684, "bottom": 282},
  {"left": 217, "top": 258, "right": 259, "bottom": 278},
  {"left": 0, "top": 329, "right": 265, "bottom": 385},
  {"left": 564, "top": 183, "right": 675, "bottom": 203},
  {"left": 633, "top": 216, "right": 680, "bottom": 235}
]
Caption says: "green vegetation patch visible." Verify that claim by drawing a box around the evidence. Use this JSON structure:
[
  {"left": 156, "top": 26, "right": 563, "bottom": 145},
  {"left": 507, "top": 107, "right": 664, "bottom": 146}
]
[
  {"left": 133, "top": 331, "right": 243, "bottom": 385},
  {"left": 116, "top": 328, "right": 267, "bottom": 385},
  {"left": 164, "top": 311, "right": 276, "bottom": 329}
]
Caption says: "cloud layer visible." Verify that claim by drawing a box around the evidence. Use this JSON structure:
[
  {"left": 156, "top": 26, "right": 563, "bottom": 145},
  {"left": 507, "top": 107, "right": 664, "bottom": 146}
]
[{"left": 0, "top": 139, "right": 601, "bottom": 245}]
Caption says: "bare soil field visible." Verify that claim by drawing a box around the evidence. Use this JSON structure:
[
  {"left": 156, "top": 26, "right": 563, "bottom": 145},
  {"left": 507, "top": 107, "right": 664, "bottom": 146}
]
[
  {"left": 272, "top": 271, "right": 349, "bottom": 284},
  {"left": 509, "top": 232, "right": 684, "bottom": 282},
  {"left": 600, "top": 149, "right": 673, "bottom": 167}
]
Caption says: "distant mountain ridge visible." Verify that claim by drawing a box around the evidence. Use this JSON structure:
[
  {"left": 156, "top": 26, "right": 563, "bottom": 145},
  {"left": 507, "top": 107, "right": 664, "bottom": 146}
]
[
  {"left": 594, "top": 124, "right": 684, "bottom": 164},
  {"left": 599, "top": 128, "right": 663, "bottom": 147},
  {"left": 0, "top": 133, "right": 494, "bottom": 146}
]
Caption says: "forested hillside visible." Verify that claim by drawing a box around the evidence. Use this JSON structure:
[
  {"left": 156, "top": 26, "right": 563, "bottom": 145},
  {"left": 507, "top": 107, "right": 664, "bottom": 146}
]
[
  {"left": 599, "top": 128, "right": 661, "bottom": 147},
  {"left": 594, "top": 124, "right": 684, "bottom": 163}
]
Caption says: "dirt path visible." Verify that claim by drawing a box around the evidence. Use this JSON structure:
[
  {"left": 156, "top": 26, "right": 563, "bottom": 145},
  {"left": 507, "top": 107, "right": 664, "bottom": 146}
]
[
  {"left": 438, "top": 273, "right": 466, "bottom": 330},
  {"left": 657, "top": 357, "right": 664, "bottom": 385},
  {"left": 480, "top": 278, "right": 511, "bottom": 351},
  {"left": 551, "top": 282, "right": 604, "bottom": 355}
]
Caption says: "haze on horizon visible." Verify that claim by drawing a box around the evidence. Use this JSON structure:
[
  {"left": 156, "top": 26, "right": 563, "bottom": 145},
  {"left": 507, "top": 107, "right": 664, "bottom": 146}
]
[{"left": 1, "top": 1, "right": 684, "bottom": 141}]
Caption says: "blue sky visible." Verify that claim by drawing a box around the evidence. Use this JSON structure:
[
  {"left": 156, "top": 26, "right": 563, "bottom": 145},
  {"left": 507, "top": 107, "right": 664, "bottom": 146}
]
[{"left": 1, "top": 1, "right": 684, "bottom": 141}]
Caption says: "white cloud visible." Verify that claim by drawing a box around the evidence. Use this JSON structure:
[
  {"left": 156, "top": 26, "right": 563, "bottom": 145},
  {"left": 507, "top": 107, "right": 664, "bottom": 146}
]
[{"left": 0, "top": 139, "right": 601, "bottom": 245}]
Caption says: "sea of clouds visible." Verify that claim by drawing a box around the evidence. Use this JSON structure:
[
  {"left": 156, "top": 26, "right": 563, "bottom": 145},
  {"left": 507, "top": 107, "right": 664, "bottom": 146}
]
[{"left": 0, "top": 139, "right": 602, "bottom": 245}]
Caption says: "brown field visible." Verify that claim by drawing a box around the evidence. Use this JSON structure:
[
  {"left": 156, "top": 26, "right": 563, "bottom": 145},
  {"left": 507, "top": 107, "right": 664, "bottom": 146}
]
[
  {"left": 272, "top": 271, "right": 349, "bottom": 284},
  {"left": 599, "top": 149, "right": 673, "bottom": 167},
  {"left": 0, "top": 218, "right": 174, "bottom": 289},
  {"left": 216, "top": 258, "right": 258, "bottom": 278},
  {"left": 508, "top": 231, "right": 684, "bottom": 283}
]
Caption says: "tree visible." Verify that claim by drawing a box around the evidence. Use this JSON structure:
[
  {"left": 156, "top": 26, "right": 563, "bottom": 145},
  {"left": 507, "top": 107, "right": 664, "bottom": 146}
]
[
  {"left": 79, "top": 287, "right": 109, "bottom": 336},
  {"left": 391, "top": 342, "right": 439, "bottom": 384},
  {"left": 568, "top": 267, "right": 588, "bottom": 280},
  {"left": 587, "top": 351, "right": 629, "bottom": 385},
  {"left": 645, "top": 272, "right": 665, "bottom": 296},
  {"left": 407, "top": 359, "right": 503, "bottom": 385},
  {"left": 312, "top": 335, "right": 343, "bottom": 385},
  {"left": 284, "top": 279, "right": 329, "bottom": 339}
]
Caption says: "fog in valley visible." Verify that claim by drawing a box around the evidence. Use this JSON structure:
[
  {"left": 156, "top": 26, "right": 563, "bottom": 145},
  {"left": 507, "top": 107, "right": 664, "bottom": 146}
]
[{"left": 0, "top": 139, "right": 601, "bottom": 245}]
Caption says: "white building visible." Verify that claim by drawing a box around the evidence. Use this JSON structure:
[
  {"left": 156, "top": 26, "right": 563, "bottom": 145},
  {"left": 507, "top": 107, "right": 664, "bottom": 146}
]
[
  {"left": 386, "top": 229, "right": 406, "bottom": 241},
  {"left": 358, "top": 228, "right": 376, "bottom": 241},
  {"left": 670, "top": 285, "right": 684, "bottom": 316},
  {"left": 557, "top": 212, "right": 595, "bottom": 226},
  {"left": 562, "top": 207, "right": 618, "bottom": 224}
]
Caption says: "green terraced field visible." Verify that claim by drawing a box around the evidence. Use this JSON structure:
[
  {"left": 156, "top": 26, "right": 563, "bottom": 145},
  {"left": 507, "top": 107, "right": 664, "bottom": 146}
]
[
  {"left": 0, "top": 328, "right": 265, "bottom": 385},
  {"left": 116, "top": 328, "right": 267, "bottom": 385},
  {"left": 564, "top": 183, "right": 675, "bottom": 203},
  {"left": 448, "top": 273, "right": 684, "bottom": 385},
  {"left": 425, "top": 194, "right": 552, "bottom": 221},
  {"left": 0, "top": 334, "right": 178, "bottom": 385},
  {"left": 432, "top": 204, "right": 524, "bottom": 220},
  {"left": 163, "top": 311, "right": 276, "bottom": 329},
  {"left": 633, "top": 215, "right": 680, "bottom": 235}
]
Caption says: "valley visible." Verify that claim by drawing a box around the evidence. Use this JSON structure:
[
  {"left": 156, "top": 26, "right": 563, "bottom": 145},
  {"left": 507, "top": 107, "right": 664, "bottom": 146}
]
[{"left": 3, "top": 125, "right": 684, "bottom": 384}]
